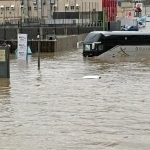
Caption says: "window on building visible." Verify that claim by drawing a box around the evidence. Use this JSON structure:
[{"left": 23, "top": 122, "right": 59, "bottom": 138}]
[
  {"left": 28, "top": 7, "right": 31, "bottom": 10},
  {"left": 70, "top": 6, "right": 74, "bottom": 10},
  {"left": 6, "top": 7, "right": 9, "bottom": 10}
]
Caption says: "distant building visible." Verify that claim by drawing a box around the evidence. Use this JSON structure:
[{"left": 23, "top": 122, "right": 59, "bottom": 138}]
[
  {"left": 102, "top": 0, "right": 117, "bottom": 22},
  {"left": 0, "top": 0, "right": 117, "bottom": 23}
]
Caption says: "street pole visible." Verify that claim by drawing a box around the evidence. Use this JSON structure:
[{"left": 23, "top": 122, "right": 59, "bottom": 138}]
[
  {"left": 37, "top": 34, "right": 40, "bottom": 70},
  {"left": 82, "top": 1, "right": 83, "bottom": 26},
  {"left": 65, "top": 7, "right": 66, "bottom": 35},
  {"left": 103, "top": 9, "right": 105, "bottom": 31},
  {"left": 3, "top": 7, "right": 6, "bottom": 40},
  {"left": 145, "top": 0, "right": 147, "bottom": 27},
  {"left": 145, "top": 0, "right": 147, "bottom": 15},
  {"left": 54, "top": 6, "right": 56, "bottom": 36},
  {"left": 78, "top": 7, "right": 79, "bottom": 34}
]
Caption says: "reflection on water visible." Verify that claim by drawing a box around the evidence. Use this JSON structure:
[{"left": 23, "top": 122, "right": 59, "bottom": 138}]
[
  {"left": 1, "top": 29, "right": 150, "bottom": 149},
  {"left": 0, "top": 79, "right": 10, "bottom": 99}
]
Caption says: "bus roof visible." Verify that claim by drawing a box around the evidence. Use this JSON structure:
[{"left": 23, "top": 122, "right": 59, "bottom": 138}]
[{"left": 90, "top": 31, "right": 150, "bottom": 36}]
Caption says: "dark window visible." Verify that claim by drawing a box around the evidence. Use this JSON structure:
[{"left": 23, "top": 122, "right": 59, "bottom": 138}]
[
  {"left": 70, "top": 6, "right": 74, "bottom": 10},
  {"left": 84, "top": 33, "right": 101, "bottom": 43},
  {"left": 28, "top": 7, "right": 31, "bottom": 10}
]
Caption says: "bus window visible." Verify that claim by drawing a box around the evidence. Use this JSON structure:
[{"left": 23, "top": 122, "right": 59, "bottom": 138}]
[
  {"left": 97, "top": 45, "right": 103, "bottom": 51},
  {"left": 83, "top": 44, "right": 91, "bottom": 51}
]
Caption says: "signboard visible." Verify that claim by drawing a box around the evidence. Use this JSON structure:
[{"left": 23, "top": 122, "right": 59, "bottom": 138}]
[
  {"left": 17, "top": 34, "right": 28, "bottom": 60},
  {"left": 0, "top": 50, "right": 5, "bottom": 62}
]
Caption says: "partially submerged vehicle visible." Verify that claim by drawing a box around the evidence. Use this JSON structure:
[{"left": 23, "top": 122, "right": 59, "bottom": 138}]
[
  {"left": 121, "top": 25, "right": 138, "bottom": 31},
  {"left": 77, "top": 31, "right": 150, "bottom": 58}
]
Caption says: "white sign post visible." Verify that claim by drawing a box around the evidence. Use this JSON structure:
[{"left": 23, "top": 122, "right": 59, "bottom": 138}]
[{"left": 17, "top": 34, "right": 28, "bottom": 60}]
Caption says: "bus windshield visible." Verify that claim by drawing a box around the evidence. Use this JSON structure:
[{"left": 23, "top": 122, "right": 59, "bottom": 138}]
[{"left": 84, "top": 33, "right": 101, "bottom": 43}]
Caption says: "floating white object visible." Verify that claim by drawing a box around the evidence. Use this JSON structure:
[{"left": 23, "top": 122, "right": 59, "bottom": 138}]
[{"left": 82, "top": 76, "right": 101, "bottom": 79}]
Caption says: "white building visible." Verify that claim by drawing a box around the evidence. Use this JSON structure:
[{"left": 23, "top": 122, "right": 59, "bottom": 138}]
[{"left": 0, "top": 0, "right": 102, "bottom": 23}]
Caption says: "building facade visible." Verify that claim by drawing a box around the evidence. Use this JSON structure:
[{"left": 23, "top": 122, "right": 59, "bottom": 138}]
[
  {"left": 102, "top": 0, "right": 117, "bottom": 22},
  {"left": 0, "top": 0, "right": 117, "bottom": 23}
]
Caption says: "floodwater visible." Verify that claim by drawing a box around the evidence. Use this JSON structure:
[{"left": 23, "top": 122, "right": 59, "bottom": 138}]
[{"left": 1, "top": 27, "right": 150, "bottom": 150}]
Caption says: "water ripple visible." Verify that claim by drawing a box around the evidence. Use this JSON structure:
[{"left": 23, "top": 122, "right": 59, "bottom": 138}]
[{"left": 1, "top": 38, "right": 150, "bottom": 149}]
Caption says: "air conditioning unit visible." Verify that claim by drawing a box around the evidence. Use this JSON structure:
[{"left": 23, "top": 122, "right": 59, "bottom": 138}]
[
  {"left": 50, "top": 0, "right": 55, "bottom": 5},
  {"left": 34, "top": 6, "right": 37, "bottom": 10},
  {"left": 65, "top": 4, "right": 69, "bottom": 9},
  {"left": 11, "top": 5, "right": 15, "bottom": 10},
  {"left": 76, "top": 4, "right": 80, "bottom": 9},
  {"left": 53, "top": 4, "right": 57, "bottom": 9},
  {"left": 33, "top": 0, "right": 37, "bottom": 5},
  {"left": 43, "top": 0, "right": 46, "bottom": 5},
  {"left": 21, "top": 1, "right": 23, "bottom": 5},
  {"left": 0, "top": 5, "right": 4, "bottom": 10},
  {"left": 20, "top": 5, "right": 24, "bottom": 9}
]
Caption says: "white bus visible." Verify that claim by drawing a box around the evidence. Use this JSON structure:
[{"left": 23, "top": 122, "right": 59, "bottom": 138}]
[{"left": 77, "top": 31, "right": 150, "bottom": 58}]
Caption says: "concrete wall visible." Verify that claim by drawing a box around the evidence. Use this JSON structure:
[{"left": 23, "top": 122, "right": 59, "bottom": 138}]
[
  {"left": 55, "top": 34, "right": 87, "bottom": 52},
  {"left": 7, "top": 34, "right": 87, "bottom": 53},
  {"left": 109, "top": 20, "right": 121, "bottom": 31},
  {"left": 0, "top": 26, "right": 103, "bottom": 40}
]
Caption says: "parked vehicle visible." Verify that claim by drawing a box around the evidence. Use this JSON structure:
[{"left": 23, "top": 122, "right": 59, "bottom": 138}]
[{"left": 121, "top": 25, "right": 139, "bottom": 31}]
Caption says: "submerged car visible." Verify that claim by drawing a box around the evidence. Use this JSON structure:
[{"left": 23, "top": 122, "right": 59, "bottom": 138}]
[{"left": 121, "top": 25, "right": 139, "bottom": 31}]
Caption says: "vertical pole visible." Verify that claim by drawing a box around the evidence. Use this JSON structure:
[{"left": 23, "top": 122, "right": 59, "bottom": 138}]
[
  {"left": 57, "top": 0, "right": 58, "bottom": 20},
  {"left": 82, "top": 1, "right": 83, "bottom": 26},
  {"left": 103, "top": 9, "right": 105, "bottom": 31},
  {"left": 78, "top": 7, "right": 79, "bottom": 34},
  {"left": 145, "top": 0, "right": 147, "bottom": 27},
  {"left": 65, "top": 7, "right": 66, "bottom": 35},
  {"left": 89, "top": 2, "right": 90, "bottom": 23},
  {"left": 95, "top": 2, "right": 96, "bottom": 24},
  {"left": 37, "top": 35, "right": 40, "bottom": 70},
  {"left": 3, "top": 6, "right": 6, "bottom": 40},
  {"left": 91, "top": 2, "right": 94, "bottom": 25},
  {"left": 85, "top": 2, "right": 86, "bottom": 25},
  {"left": 54, "top": 4, "right": 56, "bottom": 36},
  {"left": 21, "top": 7, "right": 23, "bottom": 33}
]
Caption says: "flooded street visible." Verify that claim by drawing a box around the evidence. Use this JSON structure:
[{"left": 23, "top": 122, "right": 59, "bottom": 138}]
[
  {"left": 1, "top": 24, "right": 150, "bottom": 149},
  {"left": 1, "top": 50, "right": 150, "bottom": 150}
]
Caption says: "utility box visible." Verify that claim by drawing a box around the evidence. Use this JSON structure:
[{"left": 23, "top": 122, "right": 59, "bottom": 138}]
[{"left": 0, "top": 45, "right": 10, "bottom": 78}]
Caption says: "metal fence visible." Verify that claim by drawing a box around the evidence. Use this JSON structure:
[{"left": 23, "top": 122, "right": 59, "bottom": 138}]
[{"left": 0, "top": 11, "right": 104, "bottom": 27}]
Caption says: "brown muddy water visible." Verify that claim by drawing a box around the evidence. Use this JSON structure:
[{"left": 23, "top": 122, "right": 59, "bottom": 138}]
[{"left": 0, "top": 49, "right": 150, "bottom": 150}]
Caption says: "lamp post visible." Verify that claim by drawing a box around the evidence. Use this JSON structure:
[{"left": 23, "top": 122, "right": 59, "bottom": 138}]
[
  {"left": 37, "top": 34, "right": 40, "bottom": 70},
  {"left": 81, "top": 0, "right": 83, "bottom": 26},
  {"left": 3, "top": 6, "right": 6, "bottom": 40},
  {"left": 89, "top": 2, "right": 91, "bottom": 24},
  {"left": 57, "top": 0, "right": 58, "bottom": 20},
  {"left": 54, "top": 5, "right": 56, "bottom": 36},
  {"left": 145, "top": 0, "right": 147, "bottom": 16},
  {"left": 76, "top": 4, "right": 80, "bottom": 34},
  {"left": 102, "top": 9, "right": 105, "bottom": 31},
  {"left": 65, "top": 6, "right": 66, "bottom": 35},
  {"left": 20, "top": 7, "right": 24, "bottom": 33}
]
